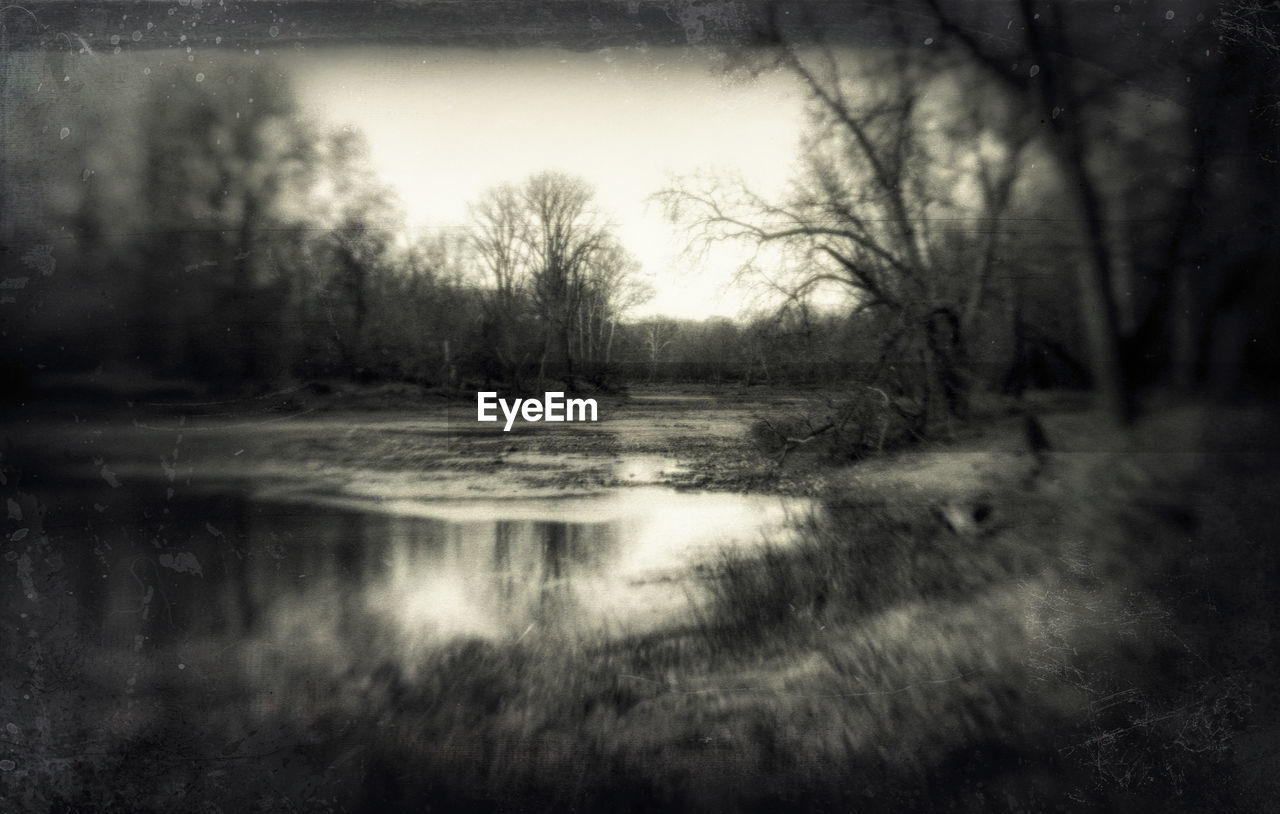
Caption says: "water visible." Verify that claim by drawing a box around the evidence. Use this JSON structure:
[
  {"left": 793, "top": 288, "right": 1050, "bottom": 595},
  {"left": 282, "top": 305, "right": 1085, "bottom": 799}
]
[
  {"left": 35, "top": 478, "right": 814, "bottom": 655},
  {"left": 7, "top": 460, "right": 816, "bottom": 806}
]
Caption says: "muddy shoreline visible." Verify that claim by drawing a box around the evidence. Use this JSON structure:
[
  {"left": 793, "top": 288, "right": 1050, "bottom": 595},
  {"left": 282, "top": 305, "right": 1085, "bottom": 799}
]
[
  {"left": 6, "top": 384, "right": 837, "bottom": 499},
  {"left": 5, "top": 384, "right": 1279, "bottom": 811}
]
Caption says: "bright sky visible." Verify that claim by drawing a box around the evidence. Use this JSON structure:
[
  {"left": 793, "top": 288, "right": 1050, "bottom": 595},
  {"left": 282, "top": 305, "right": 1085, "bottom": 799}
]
[{"left": 286, "top": 47, "right": 808, "bottom": 319}]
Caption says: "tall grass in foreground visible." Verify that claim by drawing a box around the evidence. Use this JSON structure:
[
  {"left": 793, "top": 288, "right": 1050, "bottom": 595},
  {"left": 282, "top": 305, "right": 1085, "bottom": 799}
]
[
  {"left": 687, "top": 431, "right": 1267, "bottom": 812},
  {"left": 284, "top": 437, "right": 1260, "bottom": 812},
  {"left": 222, "top": 434, "right": 1262, "bottom": 813},
  {"left": 701, "top": 497, "right": 1049, "bottom": 642}
]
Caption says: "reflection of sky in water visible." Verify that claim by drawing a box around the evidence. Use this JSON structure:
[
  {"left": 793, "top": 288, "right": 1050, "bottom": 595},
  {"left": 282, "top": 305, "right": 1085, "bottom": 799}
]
[
  {"left": 64, "top": 483, "right": 815, "bottom": 656},
  {"left": 328, "top": 487, "right": 813, "bottom": 638}
]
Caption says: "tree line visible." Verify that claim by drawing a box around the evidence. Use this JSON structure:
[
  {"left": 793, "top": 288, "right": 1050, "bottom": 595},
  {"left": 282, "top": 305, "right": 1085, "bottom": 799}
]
[
  {"left": 0, "top": 55, "right": 649, "bottom": 397},
  {"left": 660, "top": 0, "right": 1279, "bottom": 428},
  {"left": 3, "top": 1, "right": 1277, "bottom": 429}
]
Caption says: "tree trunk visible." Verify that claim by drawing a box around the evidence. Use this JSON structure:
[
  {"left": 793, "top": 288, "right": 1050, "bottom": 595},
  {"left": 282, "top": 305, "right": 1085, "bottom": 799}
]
[
  {"left": 1053, "top": 132, "right": 1132, "bottom": 422},
  {"left": 233, "top": 195, "right": 259, "bottom": 382},
  {"left": 1017, "top": 0, "right": 1132, "bottom": 423},
  {"left": 560, "top": 321, "right": 575, "bottom": 388}
]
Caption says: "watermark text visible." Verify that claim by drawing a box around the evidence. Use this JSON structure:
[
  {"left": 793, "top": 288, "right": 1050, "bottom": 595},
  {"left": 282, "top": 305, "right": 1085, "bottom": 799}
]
[{"left": 477, "top": 391, "right": 598, "bottom": 431}]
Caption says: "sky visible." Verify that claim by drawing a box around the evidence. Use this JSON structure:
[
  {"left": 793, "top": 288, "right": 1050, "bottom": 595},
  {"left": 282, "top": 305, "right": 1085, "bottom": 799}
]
[{"left": 286, "top": 47, "right": 808, "bottom": 320}]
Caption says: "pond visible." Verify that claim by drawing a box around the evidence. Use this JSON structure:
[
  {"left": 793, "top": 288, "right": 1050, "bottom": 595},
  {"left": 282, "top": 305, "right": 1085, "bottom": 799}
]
[{"left": 38, "top": 477, "right": 816, "bottom": 660}]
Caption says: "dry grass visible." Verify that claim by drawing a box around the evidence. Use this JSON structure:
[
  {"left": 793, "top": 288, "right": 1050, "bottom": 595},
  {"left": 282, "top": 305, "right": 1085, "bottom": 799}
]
[
  {"left": 214, "top": 406, "right": 1270, "bottom": 811},
  {"left": 6, "top": 402, "right": 1276, "bottom": 812}
]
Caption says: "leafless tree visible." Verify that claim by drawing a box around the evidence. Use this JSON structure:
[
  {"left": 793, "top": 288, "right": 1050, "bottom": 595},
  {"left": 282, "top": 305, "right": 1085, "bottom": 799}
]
[
  {"left": 576, "top": 237, "right": 648, "bottom": 371},
  {"left": 917, "top": 0, "right": 1140, "bottom": 420},
  {"left": 658, "top": 31, "right": 1031, "bottom": 427},
  {"left": 471, "top": 183, "right": 533, "bottom": 320},
  {"left": 470, "top": 183, "right": 537, "bottom": 384},
  {"left": 642, "top": 319, "right": 679, "bottom": 382},
  {"left": 471, "top": 172, "right": 643, "bottom": 388},
  {"left": 308, "top": 129, "right": 403, "bottom": 380},
  {"left": 522, "top": 172, "right": 612, "bottom": 385}
]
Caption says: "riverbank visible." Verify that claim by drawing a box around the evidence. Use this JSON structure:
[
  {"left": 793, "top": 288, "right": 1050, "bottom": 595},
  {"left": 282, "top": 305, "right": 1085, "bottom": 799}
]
[
  {"left": 299, "top": 398, "right": 1278, "bottom": 812},
  {"left": 4, "top": 380, "right": 1089, "bottom": 500},
  {"left": 5, "top": 382, "right": 839, "bottom": 499},
  {"left": 3, "top": 386, "right": 1277, "bottom": 811}
]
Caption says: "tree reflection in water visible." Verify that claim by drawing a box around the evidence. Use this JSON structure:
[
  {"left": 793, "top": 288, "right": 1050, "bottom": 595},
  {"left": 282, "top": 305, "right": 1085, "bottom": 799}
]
[{"left": 36, "top": 483, "right": 808, "bottom": 675}]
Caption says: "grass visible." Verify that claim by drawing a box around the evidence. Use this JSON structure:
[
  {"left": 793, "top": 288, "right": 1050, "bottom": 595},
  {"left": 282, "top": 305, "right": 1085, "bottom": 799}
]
[
  {"left": 6, "top": 401, "right": 1277, "bottom": 811},
  {"left": 226, "top": 407, "right": 1269, "bottom": 812}
]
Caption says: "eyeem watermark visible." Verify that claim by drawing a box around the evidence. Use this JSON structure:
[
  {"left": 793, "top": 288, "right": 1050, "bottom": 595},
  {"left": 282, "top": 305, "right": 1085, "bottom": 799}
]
[{"left": 477, "top": 391, "right": 598, "bottom": 431}]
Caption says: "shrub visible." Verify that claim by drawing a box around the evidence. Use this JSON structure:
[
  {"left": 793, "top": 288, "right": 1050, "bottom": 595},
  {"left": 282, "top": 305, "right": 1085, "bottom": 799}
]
[{"left": 748, "top": 387, "right": 923, "bottom": 464}]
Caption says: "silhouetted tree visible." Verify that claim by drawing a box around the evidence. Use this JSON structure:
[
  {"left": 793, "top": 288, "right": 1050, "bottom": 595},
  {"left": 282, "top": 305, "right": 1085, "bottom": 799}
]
[
  {"left": 134, "top": 63, "right": 312, "bottom": 383},
  {"left": 659, "top": 37, "right": 1031, "bottom": 426},
  {"left": 470, "top": 183, "right": 538, "bottom": 386},
  {"left": 470, "top": 172, "right": 642, "bottom": 388}
]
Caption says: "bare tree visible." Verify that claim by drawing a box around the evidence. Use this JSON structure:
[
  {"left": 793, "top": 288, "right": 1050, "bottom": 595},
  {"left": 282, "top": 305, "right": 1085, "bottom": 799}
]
[
  {"left": 471, "top": 172, "right": 641, "bottom": 388},
  {"left": 522, "top": 172, "right": 613, "bottom": 386},
  {"left": 471, "top": 183, "right": 533, "bottom": 320},
  {"left": 307, "top": 130, "right": 404, "bottom": 380},
  {"left": 659, "top": 37, "right": 1030, "bottom": 426},
  {"left": 918, "top": 0, "right": 1136, "bottom": 420},
  {"left": 641, "top": 319, "right": 679, "bottom": 382},
  {"left": 127, "top": 65, "right": 317, "bottom": 382},
  {"left": 471, "top": 183, "right": 537, "bottom": 385},
  {"left": 575, "top": 237, "right": 650, "bottom": 375}
]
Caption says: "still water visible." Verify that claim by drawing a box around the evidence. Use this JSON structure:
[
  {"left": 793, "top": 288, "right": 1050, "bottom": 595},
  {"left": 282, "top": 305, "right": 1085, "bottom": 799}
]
[{"left": 44, "top": 479, "right": 814, "bottom": 654}]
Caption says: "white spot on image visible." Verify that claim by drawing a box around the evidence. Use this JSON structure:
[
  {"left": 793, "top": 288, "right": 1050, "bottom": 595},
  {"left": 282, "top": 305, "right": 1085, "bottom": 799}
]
[
  {"left": 15, "top": 553, "right": 36, "bottom": 599},
  {"left": 158, "top": 551, "right": 203, "bottom": 576},
  {"left": 94, "top": 458, "right": 122, "bottom": 488}
]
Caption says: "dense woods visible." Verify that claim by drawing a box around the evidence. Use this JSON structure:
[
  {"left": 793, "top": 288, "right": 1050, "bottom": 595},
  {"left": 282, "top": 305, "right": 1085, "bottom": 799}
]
[
  {"left": 2, "top": 0, "right": 1276, "bottom": 430},
  {"left": 0, "top": 57, "right": 644, "bottom": 393}
]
